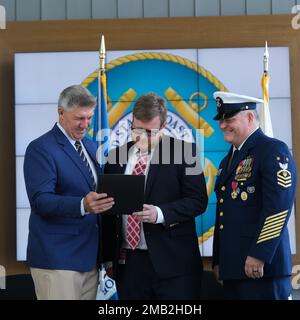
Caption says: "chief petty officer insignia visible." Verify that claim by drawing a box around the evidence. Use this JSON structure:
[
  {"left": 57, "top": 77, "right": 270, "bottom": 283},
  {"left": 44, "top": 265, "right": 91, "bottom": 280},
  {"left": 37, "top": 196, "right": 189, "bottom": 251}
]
[{"left": 277, "top": 160, "right": 292, "bottom": 188}]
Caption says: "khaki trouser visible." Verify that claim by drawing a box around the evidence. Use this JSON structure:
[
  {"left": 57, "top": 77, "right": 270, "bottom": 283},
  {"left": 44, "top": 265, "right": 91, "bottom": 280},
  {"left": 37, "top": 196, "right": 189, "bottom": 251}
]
[{"left": 30, "top": 267, "right": 98, "bottom": 300}]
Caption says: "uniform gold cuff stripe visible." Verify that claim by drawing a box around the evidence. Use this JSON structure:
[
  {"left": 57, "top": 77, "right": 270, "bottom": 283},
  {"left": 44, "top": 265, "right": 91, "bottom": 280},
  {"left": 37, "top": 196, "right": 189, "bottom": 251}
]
[
  {"left": 260, "top": 221, "right": 285, "bottom": 234},
  {"left": 262, "top": 217, "right": 286, "bottom": 229},
  {"left": 258, "top": 228, "right": 282, "bottom": 239},
  {"left": 265, "top": 210, "right": 288, "bottom": 222},
  {"left": 257, "top": 233, "right": 280, "bottom": 244},
  {"left": 258, "top": 230, "right": 281, "bottom": 241},
  {"left": 259, "top": 225, "right": 283, "bottom": 238},
  {"left": 263, "top": 217, "right": 286, "bottom": 229},
  {"left": 258, "top": 233, "right": 281, "bottom": 243}
]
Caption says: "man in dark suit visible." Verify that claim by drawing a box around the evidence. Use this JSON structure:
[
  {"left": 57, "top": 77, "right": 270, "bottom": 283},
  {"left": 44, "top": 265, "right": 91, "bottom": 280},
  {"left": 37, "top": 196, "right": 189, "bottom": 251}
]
[
  {"left": 102, "top": 93, "right": 208, "bottom": 300},
  {"left": 212, "top": 91, "right": 297, "bottom": 300},
  {"left": 23, "top": 85, "right": 114, "bottom": 299}
]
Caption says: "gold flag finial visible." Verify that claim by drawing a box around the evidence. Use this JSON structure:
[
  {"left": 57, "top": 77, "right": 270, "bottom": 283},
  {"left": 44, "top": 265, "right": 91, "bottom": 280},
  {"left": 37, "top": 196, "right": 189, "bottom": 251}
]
[
  {"left": 263, "top": 41, "right": 269, "bottom": 73},
  {"left": 99, "top": 35, "right": 106, "bottom": 72}
]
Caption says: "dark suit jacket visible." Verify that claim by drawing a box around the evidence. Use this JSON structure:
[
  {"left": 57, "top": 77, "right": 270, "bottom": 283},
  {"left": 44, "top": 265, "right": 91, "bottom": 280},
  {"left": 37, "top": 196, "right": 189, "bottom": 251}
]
[
  {"left": 102, "top": 136, "right": 208, "bottom": 279},
  {"left": 24, "top": 124, "right": 102, "bottom": 272},
  {"left": 213, "top": 129, "right": 297, "bottom": 280}
]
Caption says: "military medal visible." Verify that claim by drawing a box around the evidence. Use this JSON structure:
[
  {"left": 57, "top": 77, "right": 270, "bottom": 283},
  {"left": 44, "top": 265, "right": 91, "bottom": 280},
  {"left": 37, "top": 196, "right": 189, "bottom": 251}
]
[
  {"left": 241, "top": 191, "right": 248, "bottom": 201},
  {"left": 231, "top": 181, "right": 239, "bottom": 199},
  {"left": 235, "top": 157, "right": 254, "bottom": 181},
  {"left": 247, "top": 186, "right": 255, "bottom": 193}
]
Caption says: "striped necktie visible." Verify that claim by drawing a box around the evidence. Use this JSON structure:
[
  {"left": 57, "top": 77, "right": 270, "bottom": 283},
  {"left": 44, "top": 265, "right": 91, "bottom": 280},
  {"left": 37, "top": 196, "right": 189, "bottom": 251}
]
[{"left": 75, "top": 140, "right": 96, "bottom": 190}]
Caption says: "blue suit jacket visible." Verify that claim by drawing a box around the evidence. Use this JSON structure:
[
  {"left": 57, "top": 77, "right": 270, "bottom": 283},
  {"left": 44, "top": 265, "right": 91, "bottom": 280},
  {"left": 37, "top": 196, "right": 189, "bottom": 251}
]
[
  {"left": 24, "top": 124, "right": 102, "bottom": 272},
  {"left": 213, "top": 129, "right": 297, "bottom": 280}
]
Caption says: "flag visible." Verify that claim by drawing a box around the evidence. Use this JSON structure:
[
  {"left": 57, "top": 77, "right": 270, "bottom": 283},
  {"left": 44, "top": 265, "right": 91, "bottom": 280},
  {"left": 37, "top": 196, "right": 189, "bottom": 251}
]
[
  {"left": 260, "top": 42, "right": 274, "bottom": 138},
  {"left": 96, "top": 264, "right": 118, "bottom": 300},
  {"left": 94, "top": 72, "right": 110, "bottom": 166},
  {"left": 94, "top": 36, "right": 118, "bottom": 301},
  {"left": 95, "top": 35, "right": 110, "bottom": 166}
]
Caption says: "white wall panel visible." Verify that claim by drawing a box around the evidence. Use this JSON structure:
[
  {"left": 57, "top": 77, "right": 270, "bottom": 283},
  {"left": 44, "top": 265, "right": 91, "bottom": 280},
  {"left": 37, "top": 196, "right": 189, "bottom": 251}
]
[
  {"left": 198, "top": 47, "right": 291, "bottom": 98},
  {"left": 266, "top": 98, "right": 293, "bottom": 148},
  {"left": 15, "top": 104, "right": 57, "bottom": 156},
  {"left": 16, "top": 209, "right": 30, "bottom": 261},
  {"left": 16, "top": 156, "right": 30, "bottom": 208},
  {"left": 15, "top": 52, "right": 98, "bottom": 104},
  {"left": 288, "top": 205, "right": 296, "bottom": 254}
]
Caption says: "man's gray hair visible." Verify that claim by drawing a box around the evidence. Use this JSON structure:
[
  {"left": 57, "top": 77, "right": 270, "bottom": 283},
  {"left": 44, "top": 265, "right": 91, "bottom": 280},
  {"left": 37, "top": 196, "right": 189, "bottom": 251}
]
[
  {"left": 252, "top": 109, "right": 260, "bottom": 122},
  {"left": 58, "top": 85, "right": 96, "bottom": 111},
  {"left": 242, "top": 109, "right": 260, "bottom": 122}
]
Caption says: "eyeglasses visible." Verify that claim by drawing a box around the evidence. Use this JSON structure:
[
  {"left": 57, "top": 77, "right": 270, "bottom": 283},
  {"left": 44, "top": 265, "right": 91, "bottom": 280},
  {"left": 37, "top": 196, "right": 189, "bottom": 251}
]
[{"left": 131, "top": 126, "right": 161, "bottom": 137}]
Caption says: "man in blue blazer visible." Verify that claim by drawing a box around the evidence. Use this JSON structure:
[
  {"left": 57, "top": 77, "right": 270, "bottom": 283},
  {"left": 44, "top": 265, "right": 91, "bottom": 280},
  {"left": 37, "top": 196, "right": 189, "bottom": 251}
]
[
  {"left": 102, "top": 93, "right": 208, "bottom": 299},
  {"left": 23, "top": 85, "right": 114, "bottom": 300},
  {"left": 212, "top": 91, "right": 297, "bottom": 300}
]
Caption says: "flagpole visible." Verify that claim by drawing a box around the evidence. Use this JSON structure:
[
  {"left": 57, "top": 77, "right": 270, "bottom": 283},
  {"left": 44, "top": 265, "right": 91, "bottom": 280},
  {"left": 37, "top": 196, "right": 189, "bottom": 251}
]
[
  {"left": 261, "top": 41, "right": 273, "bottom": 137},
  {"left": 98, "top": 35, "right": 106, "bottom": 145}
]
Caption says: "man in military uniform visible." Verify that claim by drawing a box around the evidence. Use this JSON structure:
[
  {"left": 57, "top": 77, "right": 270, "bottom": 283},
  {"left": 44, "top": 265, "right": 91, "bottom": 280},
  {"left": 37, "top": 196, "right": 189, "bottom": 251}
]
[{"left": 212, "top": 91, "right": 297, "bottom": 300}]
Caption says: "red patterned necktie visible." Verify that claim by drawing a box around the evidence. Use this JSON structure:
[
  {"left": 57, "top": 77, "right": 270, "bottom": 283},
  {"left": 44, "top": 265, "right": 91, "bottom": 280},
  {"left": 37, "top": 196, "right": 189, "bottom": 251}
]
[{"left": 126, "top": 153, "right": 149, "bottom": 250}]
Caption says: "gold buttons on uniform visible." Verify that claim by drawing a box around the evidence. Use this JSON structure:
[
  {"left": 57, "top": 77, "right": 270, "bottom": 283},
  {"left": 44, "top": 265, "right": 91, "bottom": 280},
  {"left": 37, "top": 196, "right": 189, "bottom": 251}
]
[
  {"left": 221, "top": 186, "right": 226, "bottom": 191},
  {"left": 220, "top": 198, "right": 224, "bottom": 204},
  {"left": 220, "top": 225, "right": 224, "bottom": 230},
  {"left": 220, "top": 212, "right": 224, "bottom": 217}
]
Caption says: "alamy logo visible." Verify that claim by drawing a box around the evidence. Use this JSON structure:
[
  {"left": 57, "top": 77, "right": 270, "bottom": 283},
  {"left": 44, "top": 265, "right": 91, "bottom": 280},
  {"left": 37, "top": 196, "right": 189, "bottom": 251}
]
[
  {"left": 0, "top": 265, "right": 6, "bottom": 289},
  {"left": 291, "top": 5, "right": 300, "bottom": 30},
  {"left": 0, "top": 5, "right": 6, "bottom": 30}
]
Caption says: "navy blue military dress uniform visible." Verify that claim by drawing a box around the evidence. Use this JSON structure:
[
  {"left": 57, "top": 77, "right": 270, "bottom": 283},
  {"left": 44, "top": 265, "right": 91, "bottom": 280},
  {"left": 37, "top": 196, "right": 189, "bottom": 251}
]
[{"left": 212, "top": 92, "right": 297, "bottom": 300}]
